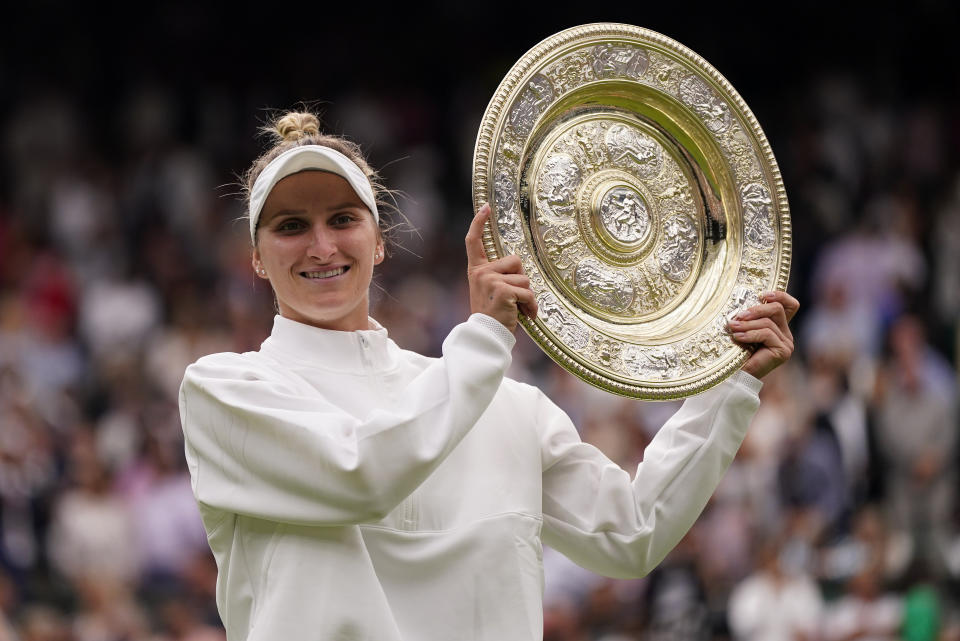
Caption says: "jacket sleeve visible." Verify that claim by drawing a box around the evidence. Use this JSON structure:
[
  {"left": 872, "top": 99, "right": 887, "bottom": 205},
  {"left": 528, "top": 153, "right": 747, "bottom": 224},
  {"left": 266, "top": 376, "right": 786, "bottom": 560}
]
[
  {"left": 539, "top": 371, "right": 762, "bottom": 578},
  {"left": 179, "top": 314, "right": 514, "bottom": 526}
]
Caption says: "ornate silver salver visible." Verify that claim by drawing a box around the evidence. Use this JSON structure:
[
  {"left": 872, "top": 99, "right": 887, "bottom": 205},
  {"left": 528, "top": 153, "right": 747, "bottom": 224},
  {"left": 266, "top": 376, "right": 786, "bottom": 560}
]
[{"left": 473, "top": 24, "right": 791, "bottom": 399}]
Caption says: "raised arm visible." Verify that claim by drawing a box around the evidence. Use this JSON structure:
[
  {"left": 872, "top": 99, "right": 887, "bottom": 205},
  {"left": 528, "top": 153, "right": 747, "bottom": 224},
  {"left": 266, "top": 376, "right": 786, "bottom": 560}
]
[
  {"left": 540, "top": 292, "right": 797, "bottom": 577},
  {"left": 539, "top": 372, "right": 762, "bottom": 578}
]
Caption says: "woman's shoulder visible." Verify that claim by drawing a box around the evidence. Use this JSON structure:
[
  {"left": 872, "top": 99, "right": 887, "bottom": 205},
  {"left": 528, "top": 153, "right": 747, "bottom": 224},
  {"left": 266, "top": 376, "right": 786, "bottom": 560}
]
[{"left": 183, "top": 349, "right": 284, "bottom": 384}]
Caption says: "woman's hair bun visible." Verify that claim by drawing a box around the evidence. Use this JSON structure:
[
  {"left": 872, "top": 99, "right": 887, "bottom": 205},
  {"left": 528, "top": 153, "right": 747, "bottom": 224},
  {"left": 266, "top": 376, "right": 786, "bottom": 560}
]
[{"left": 274, "top": 112, "right": 321, "bottom": 142}]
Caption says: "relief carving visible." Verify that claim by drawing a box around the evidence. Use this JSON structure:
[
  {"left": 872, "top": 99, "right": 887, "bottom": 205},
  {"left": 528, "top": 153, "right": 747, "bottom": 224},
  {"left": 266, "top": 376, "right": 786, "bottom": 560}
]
[
  {"left": 509, "top": 74, "right": 556, "bottom": 137},
  {"left": 536, "top": 153, "right": 582, "bottom": 217},
  {"left": 544, "top": 50, "right": 593, "bottom": 94},
  {"left": 604, "top": 124, "right": 663, "bottom": 177},
  {"left": 657, "top": 215, "right": 698, "bottom": 281},
  {"left": 590, "top": 333, "right": 623, "bottom": 371},
  {"left": 541, "top": 223, "right": 582, "bottom": 271},
  {"left": 599, "top": 187, "right": 651, "bottom": 243},
  {"left": 573, "top": 258, "right": 635, "bottom": 313},
  {"left": 741, "top": 183, "right": 775, "bottom": 249},
  {"left": 591, "top": 43, "right": 649, "bottom": 79},
  {"left": 678, "top": 75, "right": 731, "bottom": 134}
]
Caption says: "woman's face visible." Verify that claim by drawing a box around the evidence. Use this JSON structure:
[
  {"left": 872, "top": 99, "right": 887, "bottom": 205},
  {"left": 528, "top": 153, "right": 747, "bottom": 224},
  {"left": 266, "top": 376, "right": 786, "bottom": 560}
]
[{"left": 252, "top": 170, "right": 383, "bottom": 331}]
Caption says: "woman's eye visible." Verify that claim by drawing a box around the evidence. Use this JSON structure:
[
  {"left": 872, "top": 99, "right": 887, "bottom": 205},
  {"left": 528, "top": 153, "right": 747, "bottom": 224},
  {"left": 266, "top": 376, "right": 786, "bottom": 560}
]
[
  {"left": 275, "top": 219, "right": 306, "bottom": 233},
  {"left": 332, "top": 213, "right": 356, "bottom": 226}
]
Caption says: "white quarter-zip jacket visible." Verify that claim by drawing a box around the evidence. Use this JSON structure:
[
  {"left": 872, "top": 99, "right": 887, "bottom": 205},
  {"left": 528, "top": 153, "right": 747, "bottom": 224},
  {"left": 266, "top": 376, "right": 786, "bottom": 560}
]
[{"left": 179, "top": 313, "right": 762, "bottom": 641}]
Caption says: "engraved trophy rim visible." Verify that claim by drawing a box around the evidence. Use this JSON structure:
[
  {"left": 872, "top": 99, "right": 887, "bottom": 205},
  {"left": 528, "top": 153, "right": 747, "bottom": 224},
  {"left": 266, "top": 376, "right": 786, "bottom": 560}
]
[{"left": 472, "top": 23, "right": 791, "bottom": 400}]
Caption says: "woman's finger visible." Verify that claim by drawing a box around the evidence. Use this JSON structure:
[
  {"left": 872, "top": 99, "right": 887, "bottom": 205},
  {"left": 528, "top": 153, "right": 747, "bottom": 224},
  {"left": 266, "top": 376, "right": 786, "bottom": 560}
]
[
  {"left": 480, "top": 254, "right": 524, "bottom": 275},
  {"left": 731, "top": 326, "right": 784, "bottom": 351},
  {"left": 465, "top": 204, "right": 492, "bottom": 269},
  {"left": 760, "top": 290, "right": 800, "bottom": 323},
  {"left": 518, "top": 297, "right": 538, "bottom": 320},
  {"left": 497, "top": 273, "right": 530, "bottom": 288},
  {"left": 737, "top": 302, "right": 788, "bottom": 329},
  {"left": 728, "top": 316, "right": 788, "bottom": 345}
]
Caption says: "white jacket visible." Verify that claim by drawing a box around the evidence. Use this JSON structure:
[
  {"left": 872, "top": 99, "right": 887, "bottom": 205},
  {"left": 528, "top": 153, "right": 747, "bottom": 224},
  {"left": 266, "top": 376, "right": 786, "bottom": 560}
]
[{"left": 179, "top": 314, "right": 762, "bottom": 641}]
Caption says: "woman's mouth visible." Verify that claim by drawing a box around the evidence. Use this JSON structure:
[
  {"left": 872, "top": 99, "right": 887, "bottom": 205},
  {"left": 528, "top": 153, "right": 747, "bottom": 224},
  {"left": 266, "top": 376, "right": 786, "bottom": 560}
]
[{"left": 301, "top": 266, "right": 348, "bottom": 279}]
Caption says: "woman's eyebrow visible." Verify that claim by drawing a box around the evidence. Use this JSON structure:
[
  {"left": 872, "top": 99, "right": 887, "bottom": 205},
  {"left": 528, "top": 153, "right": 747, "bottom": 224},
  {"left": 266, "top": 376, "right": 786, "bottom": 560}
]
[{"left": 260, "top": 208, "right": 306, "bottom": 224}]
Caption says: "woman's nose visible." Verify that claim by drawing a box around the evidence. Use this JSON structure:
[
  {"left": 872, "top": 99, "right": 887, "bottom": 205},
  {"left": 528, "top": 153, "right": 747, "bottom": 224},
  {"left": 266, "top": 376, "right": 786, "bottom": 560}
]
[{"left": 307, "top": 227, "right": 336, "bottom": 261}]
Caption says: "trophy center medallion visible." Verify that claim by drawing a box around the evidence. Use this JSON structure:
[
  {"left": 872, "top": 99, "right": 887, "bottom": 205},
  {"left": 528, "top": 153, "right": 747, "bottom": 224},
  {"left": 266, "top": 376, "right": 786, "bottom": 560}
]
[{"left": 595, "top": 184, "right": 651, "bottom": 246}]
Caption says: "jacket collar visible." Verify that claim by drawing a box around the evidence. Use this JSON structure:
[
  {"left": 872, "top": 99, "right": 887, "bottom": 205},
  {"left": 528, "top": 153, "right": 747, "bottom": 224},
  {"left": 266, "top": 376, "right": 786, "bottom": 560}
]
[{"left": 260, "top": 315, "right": 399, "bottom": 372}]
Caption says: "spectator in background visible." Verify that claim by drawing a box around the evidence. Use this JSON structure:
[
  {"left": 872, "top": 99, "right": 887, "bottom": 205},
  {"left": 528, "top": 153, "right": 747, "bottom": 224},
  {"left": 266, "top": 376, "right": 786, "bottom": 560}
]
[
  {"left": 642, "top": 533, "right": 713, "bottom": 640},
  {"left": 46, "top": 429, "right": 139, "bottom": 587},
  {"left": 822, "top": 564, "right": 902, "bottom": 641},
  {"left": 819, "top": 505, "right": 895, "bottom": 585},
  {"left": 874, "top": 315, "right": 958, "bottom": 578},
  {"left": 728, "top": 532, "right": 824, "bottom": 641}
]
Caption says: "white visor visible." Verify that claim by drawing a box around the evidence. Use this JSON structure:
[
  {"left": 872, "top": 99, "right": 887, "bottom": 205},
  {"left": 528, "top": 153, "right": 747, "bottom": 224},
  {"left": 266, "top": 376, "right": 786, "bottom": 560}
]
[{"left": 249, "top": 145, "right": 379, "bottom": 242}]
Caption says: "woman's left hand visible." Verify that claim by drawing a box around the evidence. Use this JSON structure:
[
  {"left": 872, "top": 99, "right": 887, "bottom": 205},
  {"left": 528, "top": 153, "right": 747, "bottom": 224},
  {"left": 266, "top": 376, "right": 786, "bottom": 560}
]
[{"left": 728, "top": 290, "right": 800, "bottom": 380}]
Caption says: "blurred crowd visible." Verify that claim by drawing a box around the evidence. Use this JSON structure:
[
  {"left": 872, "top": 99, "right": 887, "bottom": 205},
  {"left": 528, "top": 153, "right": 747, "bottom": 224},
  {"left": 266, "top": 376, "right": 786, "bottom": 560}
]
[{"left": 0, "top": 57, "right": 958, "bottom": 641}]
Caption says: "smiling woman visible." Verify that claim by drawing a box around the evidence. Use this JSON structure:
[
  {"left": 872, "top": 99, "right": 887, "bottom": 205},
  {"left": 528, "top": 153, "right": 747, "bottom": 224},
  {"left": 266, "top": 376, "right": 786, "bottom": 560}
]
[
  {"left": 243, "top": 113, "right": 388, "bottom": 331},
  {"left": 178, "top": 109, "right": 797, "bottom": 641},
  {"left": 253, "top": 171, "right": 383, "bottom": 331}
]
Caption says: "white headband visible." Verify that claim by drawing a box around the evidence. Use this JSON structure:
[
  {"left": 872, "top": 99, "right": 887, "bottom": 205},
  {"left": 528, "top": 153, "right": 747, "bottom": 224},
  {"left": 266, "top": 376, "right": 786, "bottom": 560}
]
[{"left": 248, "top": 144, "right": 379, "bottom": 242}]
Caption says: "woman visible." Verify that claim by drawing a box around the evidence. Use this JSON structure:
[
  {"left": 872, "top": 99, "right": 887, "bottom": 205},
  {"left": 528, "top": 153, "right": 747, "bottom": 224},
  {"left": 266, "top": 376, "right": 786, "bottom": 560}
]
[{"left": 179, "top": 111, "right": 798, "bottom": 641}]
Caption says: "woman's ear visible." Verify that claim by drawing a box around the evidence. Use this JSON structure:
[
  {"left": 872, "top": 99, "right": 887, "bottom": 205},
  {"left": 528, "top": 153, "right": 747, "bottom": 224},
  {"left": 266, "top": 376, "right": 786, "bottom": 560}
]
[
  {"left": 251, "top": 251, "right": 269, "bottom": 279},
  {"left": 373, "top": 240, "right": 385, "bottom": 265}
]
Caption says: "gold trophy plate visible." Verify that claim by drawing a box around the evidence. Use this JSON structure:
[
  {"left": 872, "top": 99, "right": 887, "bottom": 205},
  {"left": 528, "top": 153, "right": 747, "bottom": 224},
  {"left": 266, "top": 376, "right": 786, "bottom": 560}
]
[{"left": 472, "top": 23, "right": 791, "bottom": 399}]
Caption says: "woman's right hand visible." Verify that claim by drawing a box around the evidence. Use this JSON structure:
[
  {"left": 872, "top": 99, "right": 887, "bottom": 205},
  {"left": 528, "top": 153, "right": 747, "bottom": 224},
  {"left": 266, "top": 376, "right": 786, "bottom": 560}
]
[{"left": 466, "top": 204, "right": 538, "bottom": 332}]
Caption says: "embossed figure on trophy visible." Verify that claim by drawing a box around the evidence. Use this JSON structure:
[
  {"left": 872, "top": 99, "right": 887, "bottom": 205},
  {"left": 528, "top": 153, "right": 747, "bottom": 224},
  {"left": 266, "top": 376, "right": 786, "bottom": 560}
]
[
  {"left": 542, "top": 224, "right": 581, "bottom": 271},
  {"left": 621, "top": 345, "right": 645, "bottom": 376},
  {"left": 591, "top": 44, "right": 649, "bottom": 79},
  {"left": 678, "top": 75, "right": 731, "bottom": 134},
  {"left": 605, "top": 125, "right": 662, "bottom": 177},
  {"left": 538, "top": 294, "right": 565, "bottom": 332},
  {"left": 650, "top": 54, "right": 685, "bottom": 91},
  {"left": 573, "top": 124, "right": 604, "bottom": 168},
  {"left": 740, "top": 183, "right": 775, "bottom": 249},
  {"left": 539, "top": 294, "right": 589, "bottom": 350},
  {"left": 645, "top": 347, "right": 680, "bottom": 379},
  {"left": 636, "top": 263, "right": 674, "bottom": 312},
  {"left": 509, "top": 74, "right": 556, "bottom": 137},
  {"left": 599, "top": 187, "right": 650, "bottom": 243},
  {"left": 546, "top": 51, "right": 592, "bottom": 94},
  {"left": 657, "top": 215, "right": 698, "bottom": 281},
  {"left": 537, "top": 154, "right": 582, "bottom": 218},
  {"left": 494, "top": 171, "right": 516, "bottom": 214},
  {"left": 657, "top": 181, "right": 694, "bottom": 207},
  {"left": 590, "top": 334, "right": 622, "bottom": 369},
  {"left": 493, "top": 171, "right": 524, "bottom": 246},
  {"left": 574, "top": 259, "right": 634, "bottom": 313},
  {"left": 740, "top": 252, "right": 771, "bottom": 282},
  {"left": 680, "top": 335, "right": 723, "bottom": 369}
]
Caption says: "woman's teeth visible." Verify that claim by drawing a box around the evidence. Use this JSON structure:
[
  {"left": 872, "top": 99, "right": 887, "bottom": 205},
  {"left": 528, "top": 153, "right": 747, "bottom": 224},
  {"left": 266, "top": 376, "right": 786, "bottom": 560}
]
[{"left": 303, "top": 267, "right": 347, "bottom": 279}]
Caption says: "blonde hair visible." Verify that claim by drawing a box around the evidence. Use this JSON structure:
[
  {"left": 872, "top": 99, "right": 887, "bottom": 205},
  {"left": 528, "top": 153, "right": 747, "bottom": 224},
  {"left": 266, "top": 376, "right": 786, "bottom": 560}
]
[{"left": 243, "top": 110, "right": 400, "bottom": 246}]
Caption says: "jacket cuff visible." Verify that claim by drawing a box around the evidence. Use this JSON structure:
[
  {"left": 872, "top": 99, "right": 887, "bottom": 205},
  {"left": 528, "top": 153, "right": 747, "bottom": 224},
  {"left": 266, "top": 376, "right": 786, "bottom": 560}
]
[
  {"left": 728, "top": 369, "right": 764, "bottom": 396},
  {"left": 467, "top": 313, "right": 516, "bottom": 352}
]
